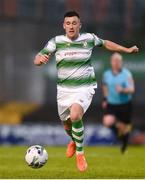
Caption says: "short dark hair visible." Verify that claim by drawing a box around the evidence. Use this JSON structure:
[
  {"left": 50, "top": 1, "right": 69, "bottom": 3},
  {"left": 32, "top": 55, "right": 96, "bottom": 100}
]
[{"left": 64, "top": 11, "right": 80, "bottom": 19}]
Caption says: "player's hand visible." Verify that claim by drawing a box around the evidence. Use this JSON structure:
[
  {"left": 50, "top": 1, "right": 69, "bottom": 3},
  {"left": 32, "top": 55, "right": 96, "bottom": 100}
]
[
  {"left": 39, "top": 54, "right": 49, "bottom": 64},
  {"left": 116, "top": 85, "right": 123, "bottom": 93},
  {"left": 34, "top": 54, "right": 50, "bottom": 66},
  {"left": 127, "top": 46, "right": 139, "bottom": 53}
]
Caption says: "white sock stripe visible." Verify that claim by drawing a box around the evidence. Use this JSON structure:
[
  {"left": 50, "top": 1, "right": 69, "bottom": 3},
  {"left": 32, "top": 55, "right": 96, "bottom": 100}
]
[
  {"left": 72, "top": 133, "right": 84, "bottom": 141},
  {"left": 75, "top": 142, "right": 83, "bottom": 147},
  {"left": 72, "top": 126, "right": 84, "bottom": 133},
  {"left": 76, "top": 150, "right": 84, "bottom": 155}
]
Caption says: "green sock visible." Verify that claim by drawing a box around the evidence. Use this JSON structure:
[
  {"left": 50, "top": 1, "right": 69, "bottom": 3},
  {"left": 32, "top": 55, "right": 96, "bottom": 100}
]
[
  {"left": 72, "top": 119, "right": 84, "bottom": 154},
  {"left": 65, "top": 128, "right": 74, "bottom": 141}
]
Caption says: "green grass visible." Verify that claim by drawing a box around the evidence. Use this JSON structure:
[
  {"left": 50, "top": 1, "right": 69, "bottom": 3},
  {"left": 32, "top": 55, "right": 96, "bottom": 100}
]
[{"left": 0, "top": 146, "right": 144, "bottom": 179}]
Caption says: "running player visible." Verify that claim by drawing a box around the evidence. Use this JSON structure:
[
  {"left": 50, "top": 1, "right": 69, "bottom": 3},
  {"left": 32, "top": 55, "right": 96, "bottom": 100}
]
[
  {"left": 102, "top": 53, "right": 135, "bottom": 153},
  {"left": 34, "top": 11, "right": 138, "bottom": 171}
]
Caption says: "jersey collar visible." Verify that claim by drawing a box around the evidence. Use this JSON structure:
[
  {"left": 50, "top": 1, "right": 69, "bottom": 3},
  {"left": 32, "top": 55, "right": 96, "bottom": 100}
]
[
  {"left": 65, "top": 33, "right": 81, "bottom": 41},
  {"left": 111, "top": 68, "right": 123, "bottom": 75}
]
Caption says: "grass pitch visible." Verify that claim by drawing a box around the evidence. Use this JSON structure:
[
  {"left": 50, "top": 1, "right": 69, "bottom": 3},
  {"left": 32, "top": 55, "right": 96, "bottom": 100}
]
[{"left": 0, "top": 146, "right": 144, "bottom": 179}]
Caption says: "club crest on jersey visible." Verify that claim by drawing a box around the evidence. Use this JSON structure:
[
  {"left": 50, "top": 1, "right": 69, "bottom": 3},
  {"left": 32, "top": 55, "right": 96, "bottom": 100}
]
[
  {"left": 67, "top": 43, "right": 71, "bottom": 47},
  {"left": 83, "top": 41, "right": 88, "bottom": 48}
]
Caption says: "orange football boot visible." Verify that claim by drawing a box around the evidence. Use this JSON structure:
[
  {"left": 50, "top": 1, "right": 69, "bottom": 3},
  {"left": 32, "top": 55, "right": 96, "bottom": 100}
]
[
  {"left": 66, "top": 141, "right": 76, "bottom": 158},
  {"left": 76, "top": 153, "right": 88, "bottom": 172}
]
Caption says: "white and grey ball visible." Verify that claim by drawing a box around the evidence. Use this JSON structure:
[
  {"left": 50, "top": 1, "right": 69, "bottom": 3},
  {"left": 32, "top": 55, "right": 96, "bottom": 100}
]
[{"left": 25, "top": 145, "right": 48, "bottom": 168}]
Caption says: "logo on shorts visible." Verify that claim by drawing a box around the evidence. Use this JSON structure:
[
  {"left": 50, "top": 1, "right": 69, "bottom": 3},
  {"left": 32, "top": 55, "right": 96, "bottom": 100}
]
[{"left": 79, "top": 99, "right": 84, "bottom": 103}]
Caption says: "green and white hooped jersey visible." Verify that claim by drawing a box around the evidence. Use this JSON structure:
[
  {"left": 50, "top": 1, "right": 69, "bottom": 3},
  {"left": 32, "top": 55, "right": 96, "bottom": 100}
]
[{"left": 39, "top": 33, "right": 104, "bottom": 89}]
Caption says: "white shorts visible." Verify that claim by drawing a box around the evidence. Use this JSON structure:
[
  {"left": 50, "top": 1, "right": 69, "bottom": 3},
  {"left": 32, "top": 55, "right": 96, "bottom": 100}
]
[{"left": 57, "top": 86, "right": 96, "bottom": 121}]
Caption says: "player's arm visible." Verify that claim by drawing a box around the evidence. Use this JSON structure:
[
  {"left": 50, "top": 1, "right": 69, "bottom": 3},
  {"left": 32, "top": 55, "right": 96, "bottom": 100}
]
[
  {"left": 102, "top": 84, "right": 108, "bottom": 98},
  {"left": 103, "top": 40, "right": 139, "bottom": 53},
  {"left": 34, "top": 38, "right": 56, "bottom": 66},
  {"left": 34, "top": 52, "right": 51, "bottom": 66}
]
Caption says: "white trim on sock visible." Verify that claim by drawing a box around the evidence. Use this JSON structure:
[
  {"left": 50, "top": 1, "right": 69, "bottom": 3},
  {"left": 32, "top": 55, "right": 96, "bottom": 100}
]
[
  {"left": 72, "top": 126, "right": 84, "bottom": 133},
  {"left": 75, "top": 142, "right": 83, "bottom": 147},
  {"left": 72, "top": 133, "right": 84, "bottom": 141},
  {"left": 76, "top": 150, "right": 84, "bottom": 155}
]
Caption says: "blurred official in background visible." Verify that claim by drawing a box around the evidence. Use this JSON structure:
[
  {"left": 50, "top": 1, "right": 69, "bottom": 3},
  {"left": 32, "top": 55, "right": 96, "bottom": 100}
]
[{"left": 102, "top": 53, "right": 135, "bottom": 153}]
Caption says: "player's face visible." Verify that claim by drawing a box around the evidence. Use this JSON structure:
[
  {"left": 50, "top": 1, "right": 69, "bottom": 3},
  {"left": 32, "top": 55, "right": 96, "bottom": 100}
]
[
  {"left": 111, "top": 55, "right": 123, "bottom": 71},
  {"left": 63, "top": 16, "right": 81, "bottom": 40}
]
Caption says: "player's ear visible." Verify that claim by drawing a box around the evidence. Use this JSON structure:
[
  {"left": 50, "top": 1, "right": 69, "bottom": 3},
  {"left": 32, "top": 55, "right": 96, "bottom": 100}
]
[
  {"left": 63, "top": 22, "right": 66, "bottom": 30},
  {"left": 79, "top": 22, "right": 82, "bottom": 29}
]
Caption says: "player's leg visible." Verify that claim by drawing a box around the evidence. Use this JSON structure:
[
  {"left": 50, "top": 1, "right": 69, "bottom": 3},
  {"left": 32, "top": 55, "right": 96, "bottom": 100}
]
[
  {"left": 70, "top": 103, "right": 84, "bottom": 154},
  {"left": 117, "top": 102, "right": 132, "bottom": 153},
  {"left": 103, "top": 113, "right": 119, "bottom": 136},
  {"left": 117, "top": 122, "right": 132, "bottom": 153},
  {"left": 103, "top": 114, "right": 131, "bottom": 153},
  {"left": 62, "top": 119, "right": 76, "bottom": 158},
  {"left": 103, "top": 103, "right": 132, "bottom": 153},
  {"left": 63, "top": 118, "right": 74, "bottom": 141},
  {"left": 57, "top": 91, "right": 77, "bottom": 158},
  {"left": 117, "top": 122, "right": 131, "bottom": 136},
  {"left": 70, "top": 103, "right": 87, "bottom": 171},
  {"left": 103, "top": 103, "right": 121, "bottom": 136}
]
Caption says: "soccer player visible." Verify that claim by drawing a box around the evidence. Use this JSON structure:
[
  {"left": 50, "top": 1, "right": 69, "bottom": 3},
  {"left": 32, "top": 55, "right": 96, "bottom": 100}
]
[
  {"left": 34, "top": 11, "right": 138, "bottom": 171},
  {"left": 102, "top": 53, "right": 135, "bottom": 153}
]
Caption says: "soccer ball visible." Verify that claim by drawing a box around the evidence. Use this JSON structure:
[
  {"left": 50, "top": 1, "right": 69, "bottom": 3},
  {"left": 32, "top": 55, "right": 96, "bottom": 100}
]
[{"left": 25, "top": 145, "right": 48, "bottom": 168}]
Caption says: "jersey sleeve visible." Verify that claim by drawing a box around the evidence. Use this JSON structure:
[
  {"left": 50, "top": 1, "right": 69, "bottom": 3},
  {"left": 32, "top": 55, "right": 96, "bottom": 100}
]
[
  {"left": 92, "top": 33, "right": 105, "bottom": 47},
  {"left": 125, "top": 70, "right": 134, "bottom": 88},
  {"left": 39, "top": 38, "right": 56, "bottom": 55}
]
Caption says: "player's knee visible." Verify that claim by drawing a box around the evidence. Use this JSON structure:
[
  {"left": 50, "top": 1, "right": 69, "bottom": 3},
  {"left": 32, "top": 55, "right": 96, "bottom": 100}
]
[
  {"left": 103, "top": 115, "right": 115, "bottom": 127},
  {"left": 117, "top": 122, "right": 126, "bottom": 133},
  {"left": 70, "top": 113, "right": 82, "bottom": 122},
  {"left": 70, "top": 104, "right": 83, "bottom": 122}
]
